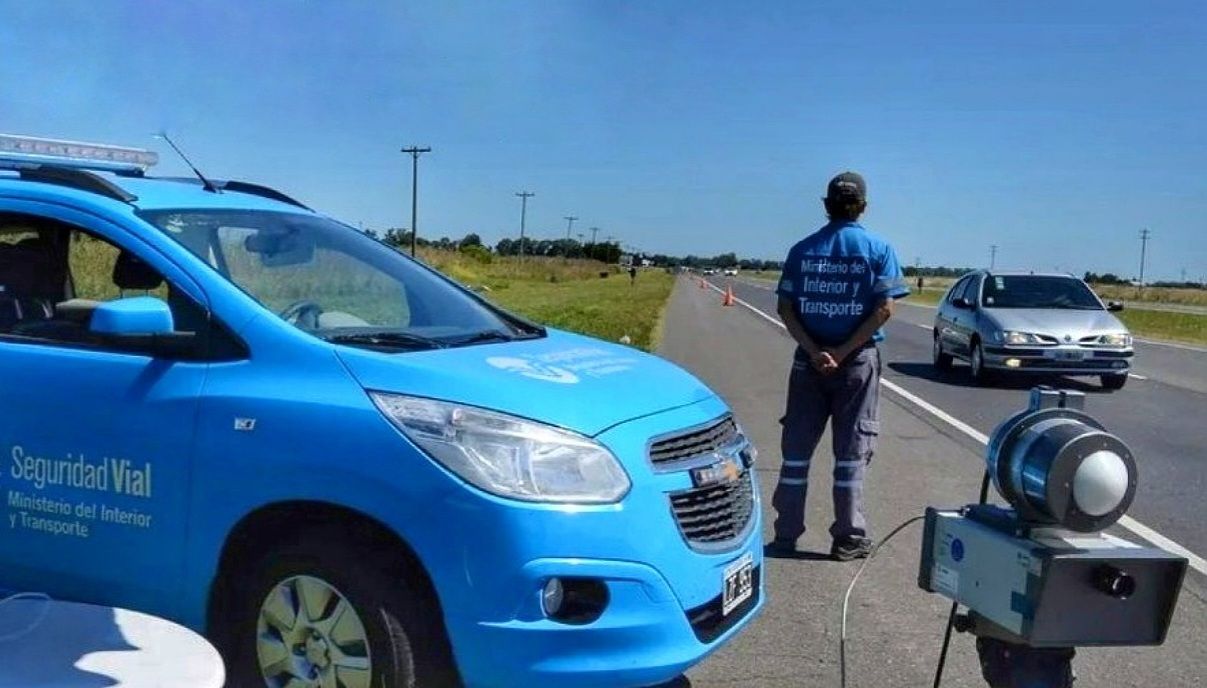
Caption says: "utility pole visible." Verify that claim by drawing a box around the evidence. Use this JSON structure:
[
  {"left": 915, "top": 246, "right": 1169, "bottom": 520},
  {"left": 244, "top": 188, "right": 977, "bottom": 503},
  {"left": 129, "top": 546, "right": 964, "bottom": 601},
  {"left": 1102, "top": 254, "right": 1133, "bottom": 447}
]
[
  {"left": 563, "top": 215, "right": 578, "bottom": 241},
  {"left": 990, "top": 244, "right": 999, "bottom": 270},
  {"left": 515, "top": 191, "right": 535, "bottom": 260},
  {"left": 589, "top": 226, "right": 600, "bottom": 245},
  {"left": 400, "top": 145, "right": 431, "bottom": 256},
  {"left": 1138, "top": 228, "right": 1151, "bottom": 286}
]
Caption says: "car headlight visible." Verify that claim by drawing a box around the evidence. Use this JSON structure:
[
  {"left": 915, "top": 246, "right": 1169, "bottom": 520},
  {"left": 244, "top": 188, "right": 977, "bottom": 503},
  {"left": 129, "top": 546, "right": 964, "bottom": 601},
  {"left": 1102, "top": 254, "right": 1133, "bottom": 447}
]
[
  {"left": 371, "top": 392, "right": 631, "bottom": 504},
  {"left": 1098, "top": 333, "right": 1132, "bottom": 347},
  {"left": 1002, "top": 331, "right": 1042, "bottom": 346}
]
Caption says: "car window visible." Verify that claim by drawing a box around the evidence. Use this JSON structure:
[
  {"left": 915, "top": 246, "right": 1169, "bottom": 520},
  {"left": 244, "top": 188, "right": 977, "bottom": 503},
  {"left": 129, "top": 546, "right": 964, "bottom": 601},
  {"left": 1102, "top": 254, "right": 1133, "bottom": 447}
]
[
  {"left": 0, "top": 215, "right": 213, "bottom": 354},
  {"left": 982, "top": 275, "right": 1102, "bottom": 310},
  {"left": 947, "top": 277, "right": 970, "bottom": 304},
  {"left": 960, "top": 276, "right": 981, "bottom": 305},
  {"left": 141, "top": 209, "right": 523, "bottom": 348}
]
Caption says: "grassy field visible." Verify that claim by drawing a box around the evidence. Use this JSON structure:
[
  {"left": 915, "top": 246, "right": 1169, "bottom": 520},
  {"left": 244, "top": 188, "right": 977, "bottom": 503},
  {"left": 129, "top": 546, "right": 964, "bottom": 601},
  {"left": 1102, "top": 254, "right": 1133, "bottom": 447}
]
[{"left": 418, "top": 249, "right": 675, "bottom": 351}]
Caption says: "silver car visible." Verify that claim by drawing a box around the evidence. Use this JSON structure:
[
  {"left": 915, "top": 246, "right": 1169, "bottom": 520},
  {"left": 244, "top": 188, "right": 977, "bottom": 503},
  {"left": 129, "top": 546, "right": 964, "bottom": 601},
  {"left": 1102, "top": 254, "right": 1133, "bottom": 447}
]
[{"left": 932, "top": 271, "right": 1134, "bottom": 389}]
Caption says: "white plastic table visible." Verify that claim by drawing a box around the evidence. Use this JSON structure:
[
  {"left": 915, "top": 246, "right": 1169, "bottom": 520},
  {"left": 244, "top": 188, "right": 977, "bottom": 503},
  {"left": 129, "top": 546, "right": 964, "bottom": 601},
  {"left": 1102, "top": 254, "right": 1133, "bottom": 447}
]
[{"left": 0, "top": 597, "right": 225, "bottom": 688}]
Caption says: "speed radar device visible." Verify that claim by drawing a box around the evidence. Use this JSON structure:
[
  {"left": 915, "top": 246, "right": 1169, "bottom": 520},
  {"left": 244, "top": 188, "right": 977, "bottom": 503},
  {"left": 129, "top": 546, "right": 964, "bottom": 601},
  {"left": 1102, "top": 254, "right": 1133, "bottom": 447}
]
[{"left": 919, "top": 388, "right": 1187, "bottom": 684}]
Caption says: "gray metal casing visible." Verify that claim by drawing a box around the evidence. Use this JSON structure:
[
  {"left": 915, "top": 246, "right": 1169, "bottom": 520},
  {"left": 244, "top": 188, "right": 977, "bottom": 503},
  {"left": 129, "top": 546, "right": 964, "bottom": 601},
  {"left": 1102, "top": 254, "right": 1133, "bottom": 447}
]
[{"left": 918, "top": 508, "right": 1186, "bottom": 647}]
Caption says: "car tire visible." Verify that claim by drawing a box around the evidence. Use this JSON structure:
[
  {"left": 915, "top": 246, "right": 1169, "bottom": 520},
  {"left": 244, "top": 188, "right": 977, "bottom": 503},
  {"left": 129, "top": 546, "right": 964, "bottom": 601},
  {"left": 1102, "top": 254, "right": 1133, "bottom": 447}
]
[
  {"left": 969, "top": 340, "right": 994, "bottom": 386},
  {"left": 932, "top": 332, "right": 953, "bottom": 371},
  {"left": 1101, "top": 373, "right": 1128, "bottom": 390},
  {"left": 213, "top": 527, "right": 460, "bottom": 688}
]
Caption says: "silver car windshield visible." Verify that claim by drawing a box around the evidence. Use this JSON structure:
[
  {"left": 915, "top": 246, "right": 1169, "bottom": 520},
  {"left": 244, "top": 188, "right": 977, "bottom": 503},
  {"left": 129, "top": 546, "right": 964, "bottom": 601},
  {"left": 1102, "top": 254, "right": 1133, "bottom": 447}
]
[
  {"left": 982, "top": 275, "right": 1102, "bottom": 310},
  {"left": 139, "top": 209, "right": 528, "bottom": 348}
]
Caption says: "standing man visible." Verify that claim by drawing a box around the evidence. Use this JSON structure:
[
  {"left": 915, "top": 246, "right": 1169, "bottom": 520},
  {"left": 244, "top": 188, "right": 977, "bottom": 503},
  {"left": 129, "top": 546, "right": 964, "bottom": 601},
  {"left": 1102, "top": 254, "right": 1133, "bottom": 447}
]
[{"left": 769, "top": 171, "right": 909, "bottom": 561}]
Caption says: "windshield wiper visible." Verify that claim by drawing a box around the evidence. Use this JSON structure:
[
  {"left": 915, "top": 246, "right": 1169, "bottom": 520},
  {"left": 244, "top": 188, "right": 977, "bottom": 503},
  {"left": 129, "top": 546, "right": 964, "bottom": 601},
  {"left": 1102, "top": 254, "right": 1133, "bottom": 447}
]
[
  {"left": 446, "top": 330, "right": 516, "bottom": 346},
  {"left": 326, "top": 331, "right": 447, "bottom": 350}
]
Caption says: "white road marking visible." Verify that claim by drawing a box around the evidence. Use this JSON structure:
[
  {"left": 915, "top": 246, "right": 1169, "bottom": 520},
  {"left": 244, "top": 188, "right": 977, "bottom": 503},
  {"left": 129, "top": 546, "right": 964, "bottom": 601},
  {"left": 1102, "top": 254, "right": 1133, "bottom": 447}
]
[
  {"left": 1129, "top": 373, "right": 1148, "bottom": 380},
  {"left": 701, "top": 278, "right": 1207, "bottom": 575}
]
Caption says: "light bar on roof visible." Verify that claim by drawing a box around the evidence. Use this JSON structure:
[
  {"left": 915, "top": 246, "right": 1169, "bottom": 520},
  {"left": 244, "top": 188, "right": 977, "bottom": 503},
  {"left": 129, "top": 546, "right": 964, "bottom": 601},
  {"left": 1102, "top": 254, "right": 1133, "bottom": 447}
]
[{"left": 0, "top": 133, "right": 158, "bottom": 172}]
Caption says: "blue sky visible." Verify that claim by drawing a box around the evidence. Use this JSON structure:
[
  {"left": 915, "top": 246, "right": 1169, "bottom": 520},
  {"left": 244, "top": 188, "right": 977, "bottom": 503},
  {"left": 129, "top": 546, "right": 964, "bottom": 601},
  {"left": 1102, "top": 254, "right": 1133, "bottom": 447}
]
[{"left": 3, "top": 1, "right": 1205, "bottom": 280}]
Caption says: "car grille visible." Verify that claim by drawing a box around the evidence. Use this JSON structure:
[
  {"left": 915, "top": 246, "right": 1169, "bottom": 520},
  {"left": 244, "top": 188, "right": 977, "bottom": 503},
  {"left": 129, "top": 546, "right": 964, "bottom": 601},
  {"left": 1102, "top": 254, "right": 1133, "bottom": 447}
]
[
  {"left": 649, "top": 416, "right": 738, "bottom": 466},
  {"left": 669, "top": 470, "right": 755, "bottom": 548}
]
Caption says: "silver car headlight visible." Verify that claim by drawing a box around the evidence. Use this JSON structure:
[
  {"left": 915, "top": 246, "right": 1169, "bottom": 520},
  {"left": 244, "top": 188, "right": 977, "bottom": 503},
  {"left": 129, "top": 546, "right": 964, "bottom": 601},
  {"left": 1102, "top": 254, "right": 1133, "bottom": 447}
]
[
  {"left": 1097, "top": 333, "right": 1133, "bottom": 347},
  {"left": 1002, "top": 331, "right": 1042, "bottom": 346},
  {"left": 371, "top": 392, "right": 631, "bottom": 504}
]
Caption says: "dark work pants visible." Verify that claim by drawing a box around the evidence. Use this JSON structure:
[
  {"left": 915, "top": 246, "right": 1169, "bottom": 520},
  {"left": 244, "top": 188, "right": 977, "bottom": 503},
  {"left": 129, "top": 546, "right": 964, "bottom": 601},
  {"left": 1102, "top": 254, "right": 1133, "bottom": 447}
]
[{"left": 772, "top": 345, "right": 881, "bottom": 542}]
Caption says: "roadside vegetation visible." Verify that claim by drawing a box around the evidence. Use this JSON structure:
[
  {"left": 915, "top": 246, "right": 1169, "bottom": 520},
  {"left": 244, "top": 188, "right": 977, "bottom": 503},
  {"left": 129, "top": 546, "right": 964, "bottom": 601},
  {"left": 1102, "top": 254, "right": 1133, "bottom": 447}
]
[{"left": 417, "top": 248, "right": 675, "bottom": 351}]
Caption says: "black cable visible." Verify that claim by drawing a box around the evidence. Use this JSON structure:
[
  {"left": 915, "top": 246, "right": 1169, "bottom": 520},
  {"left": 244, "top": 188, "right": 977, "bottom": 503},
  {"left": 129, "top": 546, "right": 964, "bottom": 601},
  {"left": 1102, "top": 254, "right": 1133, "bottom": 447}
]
[
  {"left": 839, "top": 514, "right": 926, "bottom": 688},
  {"left": 931, "top": 469, "right": 993, "bottom": 688}
]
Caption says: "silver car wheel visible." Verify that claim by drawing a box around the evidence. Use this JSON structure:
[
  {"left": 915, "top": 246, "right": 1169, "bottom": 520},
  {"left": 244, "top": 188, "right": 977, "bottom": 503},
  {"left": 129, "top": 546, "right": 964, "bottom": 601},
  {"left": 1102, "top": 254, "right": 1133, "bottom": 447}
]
[
  {"left": 971, "top": 344, "right": 983, "bottom": 377},
  {"left": 933, "top": 335, "right": 942, "bottom": 362},
  {"left": 256, "top": 575, "right": 373, "bottom": 688}
]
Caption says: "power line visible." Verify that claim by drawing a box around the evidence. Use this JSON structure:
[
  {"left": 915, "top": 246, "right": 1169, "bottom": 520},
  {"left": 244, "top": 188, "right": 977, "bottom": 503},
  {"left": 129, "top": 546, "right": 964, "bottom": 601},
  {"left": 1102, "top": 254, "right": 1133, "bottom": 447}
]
[
  {"left": 1138, "top": 228, "right": 1152, "bottom": 286},
  {"left": 515, "top": 191, "right": 535, "bottom": 260},
  {"left": 400, "top": 146, "right": 431, "bottom": 256}
]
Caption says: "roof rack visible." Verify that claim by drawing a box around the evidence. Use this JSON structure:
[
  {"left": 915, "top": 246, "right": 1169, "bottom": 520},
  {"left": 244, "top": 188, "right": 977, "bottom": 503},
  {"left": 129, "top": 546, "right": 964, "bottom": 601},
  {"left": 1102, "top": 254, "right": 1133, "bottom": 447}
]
[
  {"left": 8, "top": 166, "right": 138, "bottom": 203},
  {"left": 156, "top": 177, "right": 311, "bottom": 210}
]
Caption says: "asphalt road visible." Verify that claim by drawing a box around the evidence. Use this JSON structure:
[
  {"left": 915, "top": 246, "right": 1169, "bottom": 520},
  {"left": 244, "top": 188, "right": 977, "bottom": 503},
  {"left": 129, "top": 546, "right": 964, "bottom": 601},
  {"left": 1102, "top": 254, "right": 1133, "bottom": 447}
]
[
  {"left": 658, "top": 277, "right": 1206, "bottom": 688},
  {"left": 719, "top": 276, "right": 1207, "bottom": 561}
]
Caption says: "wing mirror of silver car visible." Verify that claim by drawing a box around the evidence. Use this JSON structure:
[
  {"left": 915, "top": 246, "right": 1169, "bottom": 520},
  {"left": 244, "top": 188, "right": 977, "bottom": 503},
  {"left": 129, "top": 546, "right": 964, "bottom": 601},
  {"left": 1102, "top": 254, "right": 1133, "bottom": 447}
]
[
  {"left": 1107, "top": 300, "right": 1124, "bottom": 312},
  {"left": 954, "top": 297, "right": 976, "bottom": 310}
]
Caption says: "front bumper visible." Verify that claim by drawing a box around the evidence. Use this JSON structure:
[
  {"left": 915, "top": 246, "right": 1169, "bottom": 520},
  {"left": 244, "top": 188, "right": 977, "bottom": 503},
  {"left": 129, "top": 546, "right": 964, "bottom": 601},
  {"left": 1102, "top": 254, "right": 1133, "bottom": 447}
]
[
  {"left": 450, "top": 538, "right": 764, "bottom": 688},
  {"left": 423, "top": 396, "right": 765, "bottom": 688},
  {"left": 983, "top": 345, "right": 1133, "bottom": 375}
]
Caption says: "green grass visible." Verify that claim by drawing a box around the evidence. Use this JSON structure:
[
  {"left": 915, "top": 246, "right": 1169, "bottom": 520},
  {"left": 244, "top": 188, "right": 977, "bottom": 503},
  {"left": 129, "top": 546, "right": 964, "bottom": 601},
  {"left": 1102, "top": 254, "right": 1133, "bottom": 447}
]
[
  {"left": 417, "top": 249, "right": 676, "bottom": 351},
  {"left": 1116, "top": 309, "right": 1207, "bottom": 346},
  {"left": 487, "top": 270, "right": 675, "bottom": 351}
]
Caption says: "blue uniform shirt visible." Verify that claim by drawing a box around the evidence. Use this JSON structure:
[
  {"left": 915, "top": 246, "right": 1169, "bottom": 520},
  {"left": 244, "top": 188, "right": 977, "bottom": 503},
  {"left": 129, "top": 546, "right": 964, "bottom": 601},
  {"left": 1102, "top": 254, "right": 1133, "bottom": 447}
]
[{"left": 776, "top": 221, "right": 909, "bottom": 346}]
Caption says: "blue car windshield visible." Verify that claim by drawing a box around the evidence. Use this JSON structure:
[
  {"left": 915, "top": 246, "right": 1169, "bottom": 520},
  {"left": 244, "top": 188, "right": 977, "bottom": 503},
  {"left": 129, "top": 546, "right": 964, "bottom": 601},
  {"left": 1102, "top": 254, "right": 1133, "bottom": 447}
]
[
  {"left": 139, "top": 209, "right": 527, "bottom": 348},
  {"left": 982, "top": 275, "right": 1103, "bottom": 310}
]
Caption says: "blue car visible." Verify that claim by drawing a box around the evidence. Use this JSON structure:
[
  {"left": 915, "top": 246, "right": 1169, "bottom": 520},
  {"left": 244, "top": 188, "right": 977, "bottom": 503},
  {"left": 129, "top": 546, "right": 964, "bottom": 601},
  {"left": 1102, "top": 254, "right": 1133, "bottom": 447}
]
[{"left": 0, "top": 135, "right": 763, "bottom": 688}]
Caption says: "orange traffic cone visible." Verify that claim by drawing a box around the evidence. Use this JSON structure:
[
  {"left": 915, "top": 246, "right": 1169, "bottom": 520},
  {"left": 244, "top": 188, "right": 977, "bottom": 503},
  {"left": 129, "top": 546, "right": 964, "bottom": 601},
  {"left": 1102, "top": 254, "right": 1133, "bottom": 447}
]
[{"left": 722, "top": 284, "right": 736, "bottom": 307}]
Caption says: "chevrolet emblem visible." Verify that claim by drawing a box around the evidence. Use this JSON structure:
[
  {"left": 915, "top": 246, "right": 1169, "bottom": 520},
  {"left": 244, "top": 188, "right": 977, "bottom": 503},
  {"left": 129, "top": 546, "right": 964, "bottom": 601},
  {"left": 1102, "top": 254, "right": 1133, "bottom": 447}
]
[{"left": 691, "top": 456, "right": 743, "bottom": 488}]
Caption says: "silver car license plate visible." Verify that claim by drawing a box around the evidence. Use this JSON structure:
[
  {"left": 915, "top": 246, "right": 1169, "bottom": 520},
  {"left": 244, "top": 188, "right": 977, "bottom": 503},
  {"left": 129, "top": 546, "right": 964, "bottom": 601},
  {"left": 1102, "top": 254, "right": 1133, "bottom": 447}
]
[
  {"left": 1046, "top": 349, "right": 1085, "bottom": 361},
  {"left": 722, "top": 552, "right": 754, "bottom": 616}
]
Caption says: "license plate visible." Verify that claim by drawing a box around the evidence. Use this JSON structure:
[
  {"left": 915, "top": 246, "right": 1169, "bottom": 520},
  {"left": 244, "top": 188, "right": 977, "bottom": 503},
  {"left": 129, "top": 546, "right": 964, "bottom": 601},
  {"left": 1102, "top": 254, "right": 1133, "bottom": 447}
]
[
  {"left": 722, "top": 552, "right": 755, "bottom": 616},
  {"left": 1045, "top": 349, "right": 1085, "bottom": 361}
]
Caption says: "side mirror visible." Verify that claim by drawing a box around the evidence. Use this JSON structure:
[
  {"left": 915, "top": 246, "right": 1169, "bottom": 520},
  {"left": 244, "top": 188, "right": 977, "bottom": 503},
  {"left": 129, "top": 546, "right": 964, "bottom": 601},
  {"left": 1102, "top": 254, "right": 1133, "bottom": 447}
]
[
  {"left": 90, "top": 297, "right": 195, "bottom": 356},
  {"left": 954, "top": 297, "right": 976, "bottom": 310},
  {"left": 1107, "top": 301, "right": 1125, "bottom": 312}
]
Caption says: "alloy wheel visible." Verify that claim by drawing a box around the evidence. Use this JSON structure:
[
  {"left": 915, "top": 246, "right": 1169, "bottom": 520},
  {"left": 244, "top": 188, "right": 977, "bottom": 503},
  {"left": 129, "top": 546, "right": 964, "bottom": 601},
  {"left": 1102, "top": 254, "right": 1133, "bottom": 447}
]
[{"left": 256, "top": 575, "right": 373, "bottom": 688}]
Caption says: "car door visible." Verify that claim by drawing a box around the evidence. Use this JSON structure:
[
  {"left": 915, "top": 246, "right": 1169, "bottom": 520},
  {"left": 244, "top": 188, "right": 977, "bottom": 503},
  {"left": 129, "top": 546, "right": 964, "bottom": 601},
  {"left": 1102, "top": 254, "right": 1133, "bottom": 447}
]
[
  {"left": 0, "top": 204, "right": 207, "bottom": 620},
  {"left": 938, "top": 276, "right": 970, "bottom": 353},
  {"left": 951, "top": 275, "right": 983, "bottom": 356}
]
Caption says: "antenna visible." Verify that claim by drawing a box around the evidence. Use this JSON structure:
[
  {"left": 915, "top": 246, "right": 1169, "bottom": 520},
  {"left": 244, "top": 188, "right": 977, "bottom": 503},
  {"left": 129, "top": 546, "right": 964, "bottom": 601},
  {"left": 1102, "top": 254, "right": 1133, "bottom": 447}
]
[{"left": 154, "top": 131, "right": 219, "bottom": 193}]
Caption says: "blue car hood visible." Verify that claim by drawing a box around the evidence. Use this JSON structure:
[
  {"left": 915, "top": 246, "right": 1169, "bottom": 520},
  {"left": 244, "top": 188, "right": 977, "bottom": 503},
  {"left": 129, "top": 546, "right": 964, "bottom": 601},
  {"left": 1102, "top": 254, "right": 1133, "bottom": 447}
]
[{"left": 335, "top": 329, "right": 715, "bottom": 436}]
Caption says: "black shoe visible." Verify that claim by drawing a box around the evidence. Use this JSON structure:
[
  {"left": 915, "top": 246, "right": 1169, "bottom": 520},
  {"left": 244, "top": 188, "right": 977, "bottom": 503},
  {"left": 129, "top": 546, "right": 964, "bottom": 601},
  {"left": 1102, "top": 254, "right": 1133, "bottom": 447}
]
[
  {"left": 831, "top": 536, "right": 874, "bottom": 561},
  {"left": 764, "top": 538, "right": 798, "bottom": 557}
]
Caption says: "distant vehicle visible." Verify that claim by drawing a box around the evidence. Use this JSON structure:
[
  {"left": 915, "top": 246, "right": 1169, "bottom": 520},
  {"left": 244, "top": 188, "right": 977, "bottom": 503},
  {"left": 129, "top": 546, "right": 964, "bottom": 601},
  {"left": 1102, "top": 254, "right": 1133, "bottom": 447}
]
[
  {"left": 932, "top": 271, "right": 1134, "bottom": 389},
  {"left": 703, "top": 268, "right": 717, "bottom": 275},
  {"left": 723, "top": 268, "right": 738, "bottom": 276}
]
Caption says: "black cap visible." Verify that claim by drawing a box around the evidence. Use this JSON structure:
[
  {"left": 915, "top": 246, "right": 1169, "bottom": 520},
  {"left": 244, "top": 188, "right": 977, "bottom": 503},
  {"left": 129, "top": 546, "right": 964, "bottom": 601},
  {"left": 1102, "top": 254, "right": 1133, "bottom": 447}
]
[{"left": 825, "top": 171, "right": 867, "bottom": 202}]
